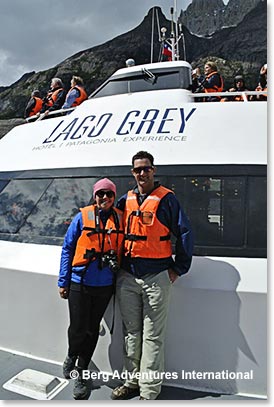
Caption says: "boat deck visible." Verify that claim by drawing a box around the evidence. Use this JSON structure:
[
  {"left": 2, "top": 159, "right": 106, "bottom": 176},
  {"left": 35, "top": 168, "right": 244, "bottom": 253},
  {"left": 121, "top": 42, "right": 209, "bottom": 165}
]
[{"left": 0, "top": 349, "right": 262, "bottom": 402}]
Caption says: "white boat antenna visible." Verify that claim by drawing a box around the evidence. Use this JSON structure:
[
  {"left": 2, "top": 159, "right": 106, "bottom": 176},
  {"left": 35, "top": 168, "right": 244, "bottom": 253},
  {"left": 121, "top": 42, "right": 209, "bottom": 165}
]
[
  {"left": 150, "top": 7, "right": 155, "bottom": 63},
  {"left": 179, "top": 23, "right": 186, "bottom": 60},
  {"left": 174, "top": 0, "right": 180, "bottom": 60},
  {"left": 156, "top": 8, "right": 162, "bottom": 42}
]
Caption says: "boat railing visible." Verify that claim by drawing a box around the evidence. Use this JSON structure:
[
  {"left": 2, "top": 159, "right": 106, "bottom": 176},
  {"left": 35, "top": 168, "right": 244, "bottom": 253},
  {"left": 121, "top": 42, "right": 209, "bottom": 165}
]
[
  {"left": 25, "top": 107, "right": 76, "bottom": 123},
  {"left": 190, "top": 90, "right": 267, "bottom": 102},
  {"left": 24, "top": 90, "right": 267, "bottom": 124}
]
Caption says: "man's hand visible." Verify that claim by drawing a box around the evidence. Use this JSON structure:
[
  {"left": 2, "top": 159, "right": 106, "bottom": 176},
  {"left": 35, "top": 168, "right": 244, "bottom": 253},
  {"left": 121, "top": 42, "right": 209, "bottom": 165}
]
[
  {"left": 168, "top": 268, "right": 179, "bottom": 284},
  {"left": 260, "top": 65, "right": 267, "bottom": 75},
  {"left": 59, "top": 287, "right": 69, "bottom": 299}
]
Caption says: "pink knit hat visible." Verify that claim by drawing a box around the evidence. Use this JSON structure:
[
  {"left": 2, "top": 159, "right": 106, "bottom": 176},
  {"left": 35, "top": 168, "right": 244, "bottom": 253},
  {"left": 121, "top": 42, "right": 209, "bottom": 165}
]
[{"left": 93, "top": 178, "right": 116, "bottom": 198}]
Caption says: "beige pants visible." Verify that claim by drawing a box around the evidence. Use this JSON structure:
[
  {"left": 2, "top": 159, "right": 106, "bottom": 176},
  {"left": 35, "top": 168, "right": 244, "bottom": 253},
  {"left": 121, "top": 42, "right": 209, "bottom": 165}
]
[{"left": 116, "top": 269, "right": 172, "bottom": 400}]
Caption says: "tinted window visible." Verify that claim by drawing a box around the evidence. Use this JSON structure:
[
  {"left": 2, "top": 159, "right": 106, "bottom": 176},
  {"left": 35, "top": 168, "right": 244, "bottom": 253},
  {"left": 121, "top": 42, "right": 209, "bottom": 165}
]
[
  {"left": 93, "top": 69, "right": 191, "bottom": 98},
  {"left": 169, "top": 176, "right": 245, "bottom": 246},
  {"left": 19, "top": 178, "right": 96, "bottom": 237},
  {"left": 247, "top": 177, "right": 267, "bottom": 248},
  {"left": 0, "top": 180, "right": 9, "bottom": 194},
  {"left": 0, "top": 171, "right": 266, "bottom": 257},
  {"left": 0, "top": 179, "right": 51, "bottom": 233}
]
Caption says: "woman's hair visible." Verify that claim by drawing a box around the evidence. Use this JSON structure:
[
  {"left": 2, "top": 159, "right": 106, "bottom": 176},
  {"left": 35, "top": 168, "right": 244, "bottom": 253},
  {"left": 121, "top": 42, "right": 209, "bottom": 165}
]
[
  {"left": 205, "top": 61, "right": 218, "bottom": 72},
  {"left": 72, "top": 76, "right": 84, "bottom": 86}
]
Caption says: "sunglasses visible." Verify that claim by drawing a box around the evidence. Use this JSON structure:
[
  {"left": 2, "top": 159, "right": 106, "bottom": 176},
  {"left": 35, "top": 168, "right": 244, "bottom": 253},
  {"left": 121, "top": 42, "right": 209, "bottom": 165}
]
[
  {"left": 96, "top": 190, "right": 115, "bottom": 198},
  {"left": 132, "top": 166, "right": 154, "bottom": 174}
]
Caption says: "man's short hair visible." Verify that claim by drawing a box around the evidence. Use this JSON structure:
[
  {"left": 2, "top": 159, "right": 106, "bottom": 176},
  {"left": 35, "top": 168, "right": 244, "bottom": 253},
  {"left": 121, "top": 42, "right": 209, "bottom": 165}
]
[
  {"left": 132, "top": 151, "right": 154, "bottom": 166},
  {"left": 51, "top": 77, "right": 64, "bottom": 88}
]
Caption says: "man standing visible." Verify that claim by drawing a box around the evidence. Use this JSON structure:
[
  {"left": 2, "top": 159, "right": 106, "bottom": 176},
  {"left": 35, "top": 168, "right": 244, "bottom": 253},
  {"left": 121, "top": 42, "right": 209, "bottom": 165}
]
[{"left": 111, "top": 151, "right": 193, "bottom": 400}]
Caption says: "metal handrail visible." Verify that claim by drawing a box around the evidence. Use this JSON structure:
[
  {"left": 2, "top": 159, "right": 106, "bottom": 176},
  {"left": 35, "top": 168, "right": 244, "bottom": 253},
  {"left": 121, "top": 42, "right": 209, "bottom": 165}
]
[
  {"left": 189, "top": 90, "right": 267, "bottom": 102},
  {"left": 25, "top": 89, "right": 267, "bottom": 124},
  {"left": 25, "top": 107, "right": 76, "bottom": 123}
]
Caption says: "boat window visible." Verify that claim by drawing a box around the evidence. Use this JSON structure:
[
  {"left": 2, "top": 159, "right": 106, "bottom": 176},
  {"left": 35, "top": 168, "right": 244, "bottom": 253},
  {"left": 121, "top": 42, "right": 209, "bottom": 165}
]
[
  {"left": 247, "top": 177, "right": 267, "bottom": 248},
  {"left": 19, "top": 178, "right": 97, "bottom": 238},
  {"left": 169, "top": 176, "right": 246, "bottom": 247},
  {"left": 0, "top": 180, "right": 9, "bottom": 194},
  {"left": 0, "top": 170, "right": 266, "bottom": 257},
  {"left": 0, "top": 179, "right": 52, "bottom": 233},
  {"left": 93, "top": 69, "right": 191, "bottom": 98}
]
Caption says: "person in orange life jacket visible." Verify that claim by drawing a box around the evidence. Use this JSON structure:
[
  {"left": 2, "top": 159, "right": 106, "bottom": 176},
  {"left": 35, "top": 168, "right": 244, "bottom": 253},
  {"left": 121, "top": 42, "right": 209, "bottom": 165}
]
[
  {"left": 111, "top": 151, "right": 193, "bottom": 401},
  {"left": 24, "top": 89, "right": 43, "bottom": 118},
  {"left": 192, "top": 61, "right": 224, "bottom": 102},
  {"left": 58, "top": 178, "right": 124, "bottom": 400},
  {"left": 62, "top": 75, "right": 88, "bottom": 110},
  {"left": 221, "top": 75, "right": 249, "bottom": 102},
  {"left": 39, "top": 77, "right": 66, "bottom": 117}
]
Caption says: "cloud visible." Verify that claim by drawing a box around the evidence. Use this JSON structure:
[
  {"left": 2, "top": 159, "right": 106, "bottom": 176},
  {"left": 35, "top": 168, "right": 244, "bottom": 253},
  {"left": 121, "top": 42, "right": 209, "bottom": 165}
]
[{"left": 0, "top": 0, "right": 192, "bottom": 86}]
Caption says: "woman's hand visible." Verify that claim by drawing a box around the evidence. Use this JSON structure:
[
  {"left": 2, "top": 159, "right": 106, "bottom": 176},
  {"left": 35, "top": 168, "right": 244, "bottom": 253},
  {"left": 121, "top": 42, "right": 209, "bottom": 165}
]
[{"left": 59, "top": 287, "right": 69, "bottom": 299}]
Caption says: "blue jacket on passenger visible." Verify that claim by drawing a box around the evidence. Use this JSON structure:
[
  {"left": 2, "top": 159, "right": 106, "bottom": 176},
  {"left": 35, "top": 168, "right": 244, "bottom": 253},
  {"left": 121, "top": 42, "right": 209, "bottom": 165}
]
[
  {"left": 116, "top": 183, "right": 193, "bottom": 277},
  {"left": 58, "top": 210, "right": 114, "bottom": 288}
]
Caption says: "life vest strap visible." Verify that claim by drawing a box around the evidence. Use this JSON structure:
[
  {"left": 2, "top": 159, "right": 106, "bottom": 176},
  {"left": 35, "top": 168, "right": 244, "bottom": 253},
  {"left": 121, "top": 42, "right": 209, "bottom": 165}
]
[
  {"left": 125, "top": 234, "right": 170, "bottom": 241},
  {"left": 125, "top": 234, "right": 147, "bottom": 241},
  {"left": 160, "top": 235, "right": 171, "bottom": 241},
  {"left": 83, "top": 226, "right": 123, "bottom": 236},
  {"left": 83, "top": 248, "right": 98, "bottom": 260}
]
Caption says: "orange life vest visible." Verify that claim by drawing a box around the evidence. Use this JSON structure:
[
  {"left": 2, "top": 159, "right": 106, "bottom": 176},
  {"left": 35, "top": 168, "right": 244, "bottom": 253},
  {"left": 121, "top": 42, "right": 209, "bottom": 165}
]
[
  {"left": 46, "top": 88, "right": 64, "bottom": 107},
  {"left": 68, "top": 85, "right": 88, "bottom": 107},
  {"left": 124, "top": 186, "right": 173, "bottom": 259},
  {"left": 72, "top": 205, "right": 124, "bottom": 267},
  {"left": 29, "top": 97, "right": 43, "bottom": 116},
  {"left": 204, "top": 71, "right": 224, "bottom": 95}
]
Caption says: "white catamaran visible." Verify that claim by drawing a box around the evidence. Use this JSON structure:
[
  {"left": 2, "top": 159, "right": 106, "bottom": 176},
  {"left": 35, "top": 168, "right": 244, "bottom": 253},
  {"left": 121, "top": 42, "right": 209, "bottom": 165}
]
[{"left": 0, "top": 3, "right": 267, "bottom": 400}]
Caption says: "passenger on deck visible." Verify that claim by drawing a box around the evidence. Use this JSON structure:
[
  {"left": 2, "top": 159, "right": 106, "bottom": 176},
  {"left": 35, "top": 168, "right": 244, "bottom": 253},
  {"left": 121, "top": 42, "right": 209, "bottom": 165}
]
[
  {"left": 221, "top": 75, "right": 249, "bottom": 102},
  {"left": 253, "top": 64, "right": 267, "bottom": 101},
  {"left": 192, "top": 61, "right": 224, "bottom": 102},
  {"left": 58, "top": 178, "right": 124, "bottom": 400},
  {"left": 111, "top": 151, "right": 193, "bottom": 401},
  {"left": 62, "top": 76, "right": 88, "bottom": 110},
  {"left": 39, "top": 77, "right": 66, "bottom": 117},
  {"left": 24, "top": 90, "right": 43, "bottom": 118}
]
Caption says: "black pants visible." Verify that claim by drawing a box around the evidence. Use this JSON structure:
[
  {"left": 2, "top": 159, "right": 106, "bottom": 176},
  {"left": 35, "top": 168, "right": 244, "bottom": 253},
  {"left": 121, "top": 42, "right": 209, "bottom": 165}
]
[{"left": 67, "top": 282, "right": 113, "bottom": 369}]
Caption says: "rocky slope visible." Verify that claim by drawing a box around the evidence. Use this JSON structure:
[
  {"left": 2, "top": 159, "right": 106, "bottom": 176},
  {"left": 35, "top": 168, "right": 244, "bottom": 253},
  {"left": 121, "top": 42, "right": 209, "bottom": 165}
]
[{"left": 179, "top": 0, "right": 261, "bottom": 36}]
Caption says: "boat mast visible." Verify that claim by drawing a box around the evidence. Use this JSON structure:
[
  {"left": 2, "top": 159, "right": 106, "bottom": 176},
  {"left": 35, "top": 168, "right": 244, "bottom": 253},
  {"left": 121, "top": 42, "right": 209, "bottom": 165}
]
[
  {"left": 174, "top": 0, "right": 180, "bottom": 60},
  {"left": 150, "top": 7, "right": 155, "bottom": 63},
  {"left": 160, "top": 0, "right": 186, "bottom": 61}
]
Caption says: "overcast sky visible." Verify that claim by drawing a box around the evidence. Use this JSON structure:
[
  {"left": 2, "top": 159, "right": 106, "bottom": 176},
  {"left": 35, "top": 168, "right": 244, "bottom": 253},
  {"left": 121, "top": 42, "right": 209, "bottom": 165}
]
[{"left": 0, "top": 0, "right": 231, "bottom": 87}]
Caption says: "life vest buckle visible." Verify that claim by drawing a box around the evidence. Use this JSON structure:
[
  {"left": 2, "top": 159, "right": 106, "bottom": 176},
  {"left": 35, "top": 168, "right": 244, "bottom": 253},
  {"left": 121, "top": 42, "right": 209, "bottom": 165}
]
[{"left": 83, "top": 248, "right": 97, "bottom": 260}]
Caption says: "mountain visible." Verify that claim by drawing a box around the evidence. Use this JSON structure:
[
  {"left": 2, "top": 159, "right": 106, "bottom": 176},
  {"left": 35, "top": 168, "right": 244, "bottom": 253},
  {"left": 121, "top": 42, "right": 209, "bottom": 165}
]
[
  {"left": 0, "top": 0, "right": 267, "bottom": 122},
  {"left": 179, "top": 0, "right": 226, "bottom": 36},
  {"left": 179, "top": 0, "right": 261, "bottom": 36},
  {"left": 190, "top": 0, "right": 267, "bottom": 88}
]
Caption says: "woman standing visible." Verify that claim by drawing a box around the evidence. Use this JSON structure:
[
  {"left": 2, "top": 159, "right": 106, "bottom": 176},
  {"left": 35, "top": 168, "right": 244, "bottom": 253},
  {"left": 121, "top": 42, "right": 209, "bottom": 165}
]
[{"left": 58, "top": 178, "right": 123, "bottom": 400}]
